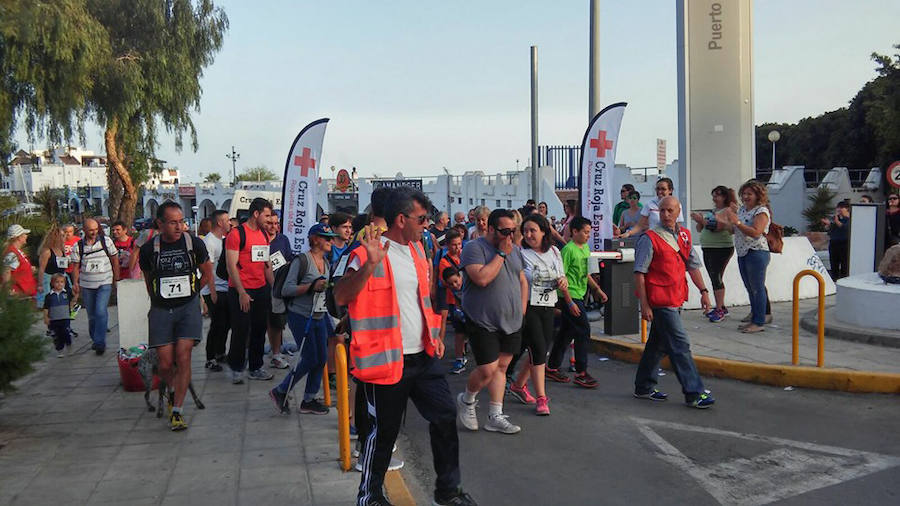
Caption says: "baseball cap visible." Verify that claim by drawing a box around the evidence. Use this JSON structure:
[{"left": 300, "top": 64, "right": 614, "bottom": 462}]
[
  {"left": 308, "top": 223, "right": 338, "bottom": 237},
  {"left": 7, "top": 224, "right": 30, "bottom": 239}
]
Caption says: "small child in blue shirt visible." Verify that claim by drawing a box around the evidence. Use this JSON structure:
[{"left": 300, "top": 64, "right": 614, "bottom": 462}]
[{"left": 43, "top": 274, "right": 73, "bottom": 358}]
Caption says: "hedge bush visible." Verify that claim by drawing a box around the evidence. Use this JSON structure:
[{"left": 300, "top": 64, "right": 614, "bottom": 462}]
[{"left": 0, "top": 286, "right": 45, "bottom": 393}]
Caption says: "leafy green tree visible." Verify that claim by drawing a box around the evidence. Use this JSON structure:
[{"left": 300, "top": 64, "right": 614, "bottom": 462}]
[
  {"left": 1, "top": 0, "right": 228, "bottom": 225},
  {"left": 204, "top": 172, "right": 222, "bottom": 183},
  {"left": 755, "top": 43, "right": 900, "bottom": 176},
  {"left": 236, "top": 165, "right": 278, "bottom": 182}
]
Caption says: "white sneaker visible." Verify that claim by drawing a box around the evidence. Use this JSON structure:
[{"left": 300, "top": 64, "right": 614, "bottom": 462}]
[
  {"left": 56, "top": 351, "right": 65, "bottom": 358},
  {"left": 270, "top": 354, "right": 290, "bottom": 369},
  {"left": 484, "top": 414, "right": 521, "bottom": 434},
  {"left": 355, "top": 457, "right": 404, "bottom": 472},
  {"left": 456, "top": 393, "right": 478, "bottom": 431}
]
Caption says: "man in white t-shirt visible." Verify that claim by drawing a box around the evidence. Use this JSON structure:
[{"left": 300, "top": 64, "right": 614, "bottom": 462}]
[
  {"left": 71, "top": 218, "right": 119, "bottom": 355},
  {"left": 335, "top": 187, "right": 476, "bottom": 506},
  {"left": 202, "top": 210, "right": 231, "bottom": 371}
]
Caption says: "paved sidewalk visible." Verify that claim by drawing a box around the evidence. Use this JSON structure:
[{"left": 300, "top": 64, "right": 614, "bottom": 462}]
[
  {"left": 593, "top": 296, "right": 900, "bottom": 374},
  {"left": 0, "top": 309, "right": 360, "bottom": 506}
]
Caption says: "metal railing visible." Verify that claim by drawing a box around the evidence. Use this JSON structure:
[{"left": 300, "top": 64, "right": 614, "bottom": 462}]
[
  {"left": 335, "top": 343, "right": 352, "bottom": 471},
  {"left": 792, "top": 269, "right": 826, "bottom": 367},
  {"left": 539, "top": 145, "right": 580, "bottom": 189}
]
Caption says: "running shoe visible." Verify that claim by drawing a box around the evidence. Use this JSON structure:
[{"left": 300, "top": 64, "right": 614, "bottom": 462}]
[
  {"left": 573, "top": 372, "right": 598, "bottom": 389},
  {"left": 166, "top": 394, "right": 174, "bottom": 418},
  {"left": 508, "top": 383, "right": 536, "bottom": 404},
  {"left": 169, "top": 412, "right": 188, "bottom": 431},
  {"left": 270, "top": 355, "right": 290, "bottom": 370},
  {"left": 535, "top": 396, "right": 550, "bottom": 416},
  {"left": 484, "top": 414, "right": 521, "bottom": 434},
  {"left": 248, "top": 368, "right": 274, "bottom": 381},
  {"left": 545, "top": 368, "right": 571, "bottom": 383},
  {"left": 633, "top": 389, "right": 668, "bottom": 401},
  {"left": 433, "top": 487, "right": 478, "bottom": 506},
  {"left": 231, "top": 370, "right": 244, "bottom": 385},
  {"left": 455, "top": 393, "right": 478, "bottom": 431},
  {"left": 685, "top": 392, "right": 716, "bottom": 409},
  {"left": 349, "top": 425, "right": 358, "bottom": 439},
  {"left": 708, "top": 308, "right": 726, "bottom": 323},
  {"left": 299, "top": 399, "right": 329, "bottom": 415},
  {"left": 205, "top": 359, "right": 223, "bottom": 372},
  {"left": 269, "top": 388, "right": 290, "bottom": 415},
  {"left": 449, "top": 358, "right": 467, "bottom": 375},
  {"left": 56, "top": 350, "right": 65, "bottom": 358},
  {"left": 355, "top": 457, "right": 404, "bottom": 472}
]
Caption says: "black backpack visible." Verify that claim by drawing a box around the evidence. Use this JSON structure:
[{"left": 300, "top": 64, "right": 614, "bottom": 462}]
[
  {"left": 216, "top": 225, "right": 246, "bottom": 281},
  {"left": 325, "top": 241, "right": 361, "bottom": 318},
  {"left": 272, "top": 252, "right": 308, "bottom": 302}
]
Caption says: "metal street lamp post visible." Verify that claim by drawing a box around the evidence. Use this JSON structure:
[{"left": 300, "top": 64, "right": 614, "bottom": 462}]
[
  {"left": 768, "top": 130, "right": 781, "bottom": 171},
  {"left": 226, "top": 146, "right": 240, "bottom": 186}
]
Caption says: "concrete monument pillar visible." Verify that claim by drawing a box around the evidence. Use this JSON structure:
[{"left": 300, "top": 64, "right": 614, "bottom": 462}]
[{"left": 677, "top": 0, "right": 755, "bottom": 213}]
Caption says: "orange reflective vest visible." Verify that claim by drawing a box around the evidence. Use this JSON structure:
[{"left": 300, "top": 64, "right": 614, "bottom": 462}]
[{"left": 347, "top": 240, "right": 442, "bottom": 385}]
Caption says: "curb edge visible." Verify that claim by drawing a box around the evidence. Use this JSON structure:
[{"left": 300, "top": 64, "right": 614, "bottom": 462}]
[{"left": 592, "top": 337, "right": 900, "bottom": 394}]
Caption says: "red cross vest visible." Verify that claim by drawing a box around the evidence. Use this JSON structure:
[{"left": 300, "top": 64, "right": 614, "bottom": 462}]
[
  {"left": 6, "top": 246, "right": 37, "bottom": 297},
  {"left": 643, "top": 227, "right": 692, "bottom": 309},
  {"left": 347, "top": 240, "right": 441, "bottom": 385}
]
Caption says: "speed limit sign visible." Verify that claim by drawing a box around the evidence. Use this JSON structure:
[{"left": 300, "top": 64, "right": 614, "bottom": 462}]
[{"left": 889, "top": 161, "right": 900, "bottom": 189}]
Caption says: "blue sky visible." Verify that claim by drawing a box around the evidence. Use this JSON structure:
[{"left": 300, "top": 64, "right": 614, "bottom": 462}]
[{"left": 16, "top": 0, "right": 900, "bottom": 181}]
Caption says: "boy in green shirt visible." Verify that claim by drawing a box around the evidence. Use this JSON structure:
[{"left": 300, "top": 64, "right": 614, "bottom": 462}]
[{"left": 546, "top": 217, "right": 608, "bottom": 388}]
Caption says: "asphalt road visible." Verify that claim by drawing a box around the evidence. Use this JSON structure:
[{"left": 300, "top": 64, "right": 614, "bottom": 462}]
[{"left": 396, "top": 355, "right": 900, "bottom": 505}]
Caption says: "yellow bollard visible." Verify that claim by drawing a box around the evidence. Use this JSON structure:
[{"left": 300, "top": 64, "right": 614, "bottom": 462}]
[
  {"left": 792, "top": 269, "right": 826, "bottom": 367},
  {"left": 640, "top": 318, "right": 647, "bottom": 344},
  {"left": 322, "top": 362, "right": 331, "bottom": 407},
  {"left": 335, "top": 343, "right": 352, "bottom": 472}
]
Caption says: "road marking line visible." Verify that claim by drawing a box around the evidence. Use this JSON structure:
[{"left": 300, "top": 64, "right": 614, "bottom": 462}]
[{"left": 633, "top": 417, "right": 900, "bottom": 505}]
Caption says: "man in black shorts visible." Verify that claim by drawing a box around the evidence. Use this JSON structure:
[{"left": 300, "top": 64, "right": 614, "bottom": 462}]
[
  {"left": 139, "top": 201, "right": 212, "bottom": 431},
  {"left": 457, "top": 209, "right": 529, "bottom": 434}
]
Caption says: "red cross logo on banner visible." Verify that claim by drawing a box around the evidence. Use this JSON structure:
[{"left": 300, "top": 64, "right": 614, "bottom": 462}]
[
  {"left": 590, "top": 130, "right": 614, "bottom": 158},
  {"left": 293, "top": 147, "right": 316, "bottom": 177}
]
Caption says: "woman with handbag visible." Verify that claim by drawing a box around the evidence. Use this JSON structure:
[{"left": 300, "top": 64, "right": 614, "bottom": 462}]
[{"left": 722, "top": 180, "right": 772, "bottom": 334}]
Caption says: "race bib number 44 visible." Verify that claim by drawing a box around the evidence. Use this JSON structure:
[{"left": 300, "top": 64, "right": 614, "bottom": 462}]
[
  {"left": 160, "top": 275, "right": 190, "bottom": 299},
  {"left": 251, "top": 245, "right": 269, "bottom": 263},
  {"left": 531, "top": 285, "right": 558, "bottom": 307}
]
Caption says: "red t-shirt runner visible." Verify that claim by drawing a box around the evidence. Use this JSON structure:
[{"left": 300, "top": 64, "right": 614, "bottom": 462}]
[{"left": 225, "top": 225, "right": 269, "bottom": 290}]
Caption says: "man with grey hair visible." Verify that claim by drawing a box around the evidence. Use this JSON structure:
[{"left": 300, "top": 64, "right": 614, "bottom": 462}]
[
  {"left": 454, "top": 211, "right": 466, "bottom": 226},
  {"left": 633, "top": 196, "right": 715, "bottom": 409}
]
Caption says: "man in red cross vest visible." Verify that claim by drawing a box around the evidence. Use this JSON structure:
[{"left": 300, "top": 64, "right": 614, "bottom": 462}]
[
  {"left": 335, "top": 187, "right": 476, "bottom": 506},
  {"left": 632, "top": 196, "right": 716, "bottom": 409}
]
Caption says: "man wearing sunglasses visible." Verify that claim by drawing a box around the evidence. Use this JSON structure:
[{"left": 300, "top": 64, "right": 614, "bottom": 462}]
[
  {"left": 336, "top": 187, "right": 475, "bottom": 506},
  {"left": 457, "top": 209, "right": 529, "bottom": 435}
]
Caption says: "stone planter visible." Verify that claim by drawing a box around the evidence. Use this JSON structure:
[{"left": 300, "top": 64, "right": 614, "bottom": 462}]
[{"left": 804, "top": 231, "right": 828, "bottom": 251}]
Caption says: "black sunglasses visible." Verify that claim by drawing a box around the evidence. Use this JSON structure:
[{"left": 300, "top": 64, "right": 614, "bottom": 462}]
[
  {"left": 496, "top": 227, "right": 515, "bottom": 236},
  {"left": 404, "top": 214, "right": 427, "bottom": 224}
]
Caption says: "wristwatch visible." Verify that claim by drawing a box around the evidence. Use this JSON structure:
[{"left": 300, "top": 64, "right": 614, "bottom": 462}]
[
  {"left": 497, "top": 250, "right": 507, "bottom": 259},
  {"left": 699, "top": 288, "right": 709, "bottom": 294}
]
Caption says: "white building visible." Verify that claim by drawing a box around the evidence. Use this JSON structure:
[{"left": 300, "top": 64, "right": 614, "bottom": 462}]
[
  {"left": 141, "top": 167, "right": 566, "bottom": 223},
  {"left": 2, "top": 147, "right": 109, "bottom": 214}
]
